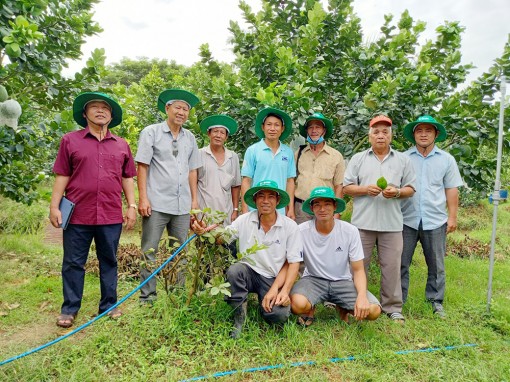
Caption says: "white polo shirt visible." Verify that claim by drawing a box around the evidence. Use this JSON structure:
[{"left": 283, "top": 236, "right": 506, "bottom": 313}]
[{"left": 226, "top": 210, "right": 303, "bottom": 278}]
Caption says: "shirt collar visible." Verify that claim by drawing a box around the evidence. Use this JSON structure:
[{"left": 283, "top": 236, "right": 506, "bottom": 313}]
[
  {"left": 204, "top": 144, "right": 233, "bottom": 160},
  {"left": 83, "top": 126, "right": 116, "bottom": 141},
  {"left": 248, "top": 210, "right": 284, "bottom": 227},
  {"left": 409, "top": 144, "right": 440, "bottom": 158},
  {"left": 303, "top": 142, "right": 332, "bottom": 154}
]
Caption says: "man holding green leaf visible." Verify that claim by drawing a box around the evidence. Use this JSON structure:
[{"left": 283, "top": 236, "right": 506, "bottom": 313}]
[
  {"left": 192, "top": 180, "right": 303, "bottom": 339},
  {"left": 343, "top": 115, "right": 415, "bottom": 322}
]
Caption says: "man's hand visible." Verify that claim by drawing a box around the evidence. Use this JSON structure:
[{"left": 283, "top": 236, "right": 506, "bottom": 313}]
[
  {"left": 49, "top": 207, "right": 62, "bottom": 228},
  {"left": 446, "top": 217, "right": 457, "bottom": 234},
  {"left": 286, "top": 210, "right": 296, "bottom": 221},
  {"left": 123, "top": 207, "right": 137, "bottom": 230},
  {"left": 191, "top": 219, "right": 207, "bottom": 235},
  {"left": 382, "top": 185, "right": 399, "bottom": 199},
  {"left": 138, "top": 197, "right": 151, "bottom": 217},
  {"left": 261, "top": 287, "right": 279, "bottom": 313},
  {"left": 353, "top": 294, "right": 370, "bottom": 320},
  {"left": 231, "top": 210, "right": 239, "bottom": 222},
  {"left": 274, "top": 290, "right": 290, "bottom": 307},
  {"left": 367, "top": 184, "right": 382, "bottom": 197}
]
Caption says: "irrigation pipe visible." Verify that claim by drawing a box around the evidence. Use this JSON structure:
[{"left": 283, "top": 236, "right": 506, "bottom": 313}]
[
  {"left": 179, "top": 343, "right": 479, "bottom": 381},
  {"left": 0, "top": 234, "right": 197, "bottom": 367}
]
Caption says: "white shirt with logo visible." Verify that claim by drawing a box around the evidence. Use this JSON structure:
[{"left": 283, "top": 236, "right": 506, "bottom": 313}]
[
  {"left": 300, "top": 219, "right": 364, "bottom": 281},
  {"left": 226, "top": 210, "right": 303, "bottom": 278}
]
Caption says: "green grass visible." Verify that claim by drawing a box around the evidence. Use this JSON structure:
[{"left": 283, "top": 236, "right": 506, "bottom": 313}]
[{"left": 0, "top": 204, "right": 509, "bottom": 381}]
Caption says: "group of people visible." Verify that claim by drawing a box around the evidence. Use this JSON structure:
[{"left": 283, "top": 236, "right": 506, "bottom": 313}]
[{"left": 49, "top": 89, "right": 462, "bottom": 338}]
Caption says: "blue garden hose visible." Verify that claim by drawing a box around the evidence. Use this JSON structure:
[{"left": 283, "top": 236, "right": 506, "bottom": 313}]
[
  {"left": 179, "top": 343, "right": 478, "bottom": 381},
  {"left": 0, "top": 234, "right": 197, "bottom": 367}
]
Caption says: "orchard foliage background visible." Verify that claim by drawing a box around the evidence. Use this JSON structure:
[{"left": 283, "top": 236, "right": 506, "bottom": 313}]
[{"left": 1, "top": 0, "right": 509, "bottom": 204}]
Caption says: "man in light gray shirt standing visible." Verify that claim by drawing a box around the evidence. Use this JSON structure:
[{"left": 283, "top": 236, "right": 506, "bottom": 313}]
[
  {"left": 135, "top": 89, "right": 202, "bottom": 303},
  {"left": 343, "top": 115, "right": 415, "bottom": 322}
]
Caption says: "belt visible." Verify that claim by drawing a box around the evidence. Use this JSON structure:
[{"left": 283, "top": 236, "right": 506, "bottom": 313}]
[{"left": 295, "top": 197, "right": 304, "bottom": 203}]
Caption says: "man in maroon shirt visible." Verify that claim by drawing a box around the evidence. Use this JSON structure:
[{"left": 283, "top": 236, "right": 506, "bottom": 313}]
[{"left": 49, "top": 92, "right": 137, "bottom": 328}]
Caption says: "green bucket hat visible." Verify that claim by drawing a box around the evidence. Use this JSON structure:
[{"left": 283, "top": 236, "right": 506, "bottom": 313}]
[
  {"left": 157, "top": 88, "right": 199, "bottom": 114},
  {"left": 300, "top": 112, "right": 333, "bottom": 139},
  {"left": 255, "top": 107, "right": 293, "bottom": 141},
  {"left": 73, "top": 92, "right": 122, "bottom": 128},
  {"left": 200, "top": 115, "right": 238, "bottom": 135},
  {"left": 302, "top": 187, "right": 346, "bottom": 215},
  {"left": 403, "top": 115, "right": 447, "bottom": 144},
  {"left": 244, "top": 180, "right": 290, "bottom": 210}
]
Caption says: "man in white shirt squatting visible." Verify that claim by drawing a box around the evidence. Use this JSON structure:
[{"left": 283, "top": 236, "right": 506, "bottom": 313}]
[
  {"left": 192, "top": 180, "right": 303, "bottom": 339},
  {"left": 290, "top": 187, "right": 381, "bottom": 326}
]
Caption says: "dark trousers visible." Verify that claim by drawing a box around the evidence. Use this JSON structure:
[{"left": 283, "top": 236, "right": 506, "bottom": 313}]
[
  {"left": 62, "top": 223, "right": 122, "bottom": 315},
  {"left": 401, "top": 223, "right": 447, "bottom": 304},
  {"left": 225, "top": 262, "right": 290, "bottom": 324}
]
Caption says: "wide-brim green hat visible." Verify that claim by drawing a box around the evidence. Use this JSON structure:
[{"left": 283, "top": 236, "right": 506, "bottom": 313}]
[
  {"left": 73, "top": 92, "right": 122, "bottom": 128},
  {"left": 158, "top": 89, "right": 199, "bottom": 113},
  {"left": 255, "top": 107, "right": 293, "bottom": 141},
  {"left": 244, "top": 179, "right": 290, "bottom": 210},
  {"left": 302, "top": 187, "right": 346, "bottom": 215},
  {"left": 300, "top": 112, "right": 333, "bottom": 139},
  {"left": 403, "top": 115, "right": 447, "bottom": 144},
  {"left": 200, "top": 115, "right": 238, "bottom": 135}
]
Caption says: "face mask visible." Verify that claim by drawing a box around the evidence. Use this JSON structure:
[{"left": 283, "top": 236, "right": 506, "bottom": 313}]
[{"left": 307, "top": 135, "right": 324, "bottom": 145}]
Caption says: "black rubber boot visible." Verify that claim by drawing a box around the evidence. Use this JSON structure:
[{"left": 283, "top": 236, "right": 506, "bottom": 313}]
[{"left": 230, "top": 302, "right": 247, "bottom": 339}]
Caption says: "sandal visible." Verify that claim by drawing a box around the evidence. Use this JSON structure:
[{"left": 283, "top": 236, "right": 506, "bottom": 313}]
[
  {"left": 106, "top": 308, "right": 123, "bottom": 320},
  {"left": 297, "top": 315, "right": 316, "bottom": 327},
  {"left": 56, "top": 313, "right": 77, "bottom": 328}
]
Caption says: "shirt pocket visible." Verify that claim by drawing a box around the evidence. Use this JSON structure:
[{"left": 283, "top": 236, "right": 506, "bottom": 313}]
[
  {"left": 103, "top": 154, "right": 123, "bottom": 180},
  {"left": 219, "top": 169, "right": 235, "bottom": 191},
  {"left": 317, "top": 161, "right": 337, "bottom": 182},
  {"left": 384, "top": 168, "right": 401, "bottom": 187}
]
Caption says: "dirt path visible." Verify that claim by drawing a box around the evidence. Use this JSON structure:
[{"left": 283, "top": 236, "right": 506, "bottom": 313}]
[{"left": 43, "top": 221, "right": 62, "bottom": 246}]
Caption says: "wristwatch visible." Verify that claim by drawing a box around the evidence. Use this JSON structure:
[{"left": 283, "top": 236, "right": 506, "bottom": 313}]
[
  {"left": 393, "top": 188, "right": 401, "bottom": 199},
  {"left": 233, "top": 208, "right": 239, "bottom": 211},
  {"left": 129, "top": 203, "right": 137, "bottom": 209}
]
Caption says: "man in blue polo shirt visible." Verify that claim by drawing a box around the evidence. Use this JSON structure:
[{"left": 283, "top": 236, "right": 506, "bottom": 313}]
[
  {"left": 400, "top": 115, "right": 463, "bottom": 318},
  {"left": 240, "top": 107, "right": 296, "bottom": 218}
]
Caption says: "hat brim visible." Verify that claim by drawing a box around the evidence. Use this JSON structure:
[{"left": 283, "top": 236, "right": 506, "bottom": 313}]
[
  {"left": 244, "top": 185, "right": 290, "bottom": 210},
  {"left": 158, "top": 89, "right": 199, "bottom": 113},
  {"left": 403, "top": 121, "right": 447, "bottom": 144},
  {"left": 73, "top": 93, "right": 122, "bottom": 128},
  {"left": 300, "top": 116, "right": 333, "bottom": 139},
  {"left": 302, "top": 196, "right": 346, "bottom": 215},
  {"left": 255, "top": 107, "right": 293, "bottom": 141},
  {"left": 200, "top": 115, "right": 238, "bottom": 135}
]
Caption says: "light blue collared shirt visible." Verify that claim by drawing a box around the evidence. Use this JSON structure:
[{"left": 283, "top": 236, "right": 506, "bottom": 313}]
[
  {"left": 401, "top": 145, "right": 463, "bottom": 230},
  {"left": 241, "top": 139, "right": 296, "bottom": 214}
]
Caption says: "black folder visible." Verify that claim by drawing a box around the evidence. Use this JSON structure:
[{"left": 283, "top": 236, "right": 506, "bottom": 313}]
[{"left": 59, "top": 196, "right": 75, "bottom": 230}]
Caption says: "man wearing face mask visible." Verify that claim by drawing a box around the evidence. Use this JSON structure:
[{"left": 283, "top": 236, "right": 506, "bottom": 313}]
[
  {"left": 50, "top": 92, "right": 137, "bottom": 328},
  {"left": 294, "top": 112, "right": 345, "bottom": 224},
  {"left": 135, "top": 89, "right": 202, "bottom": 303}
]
